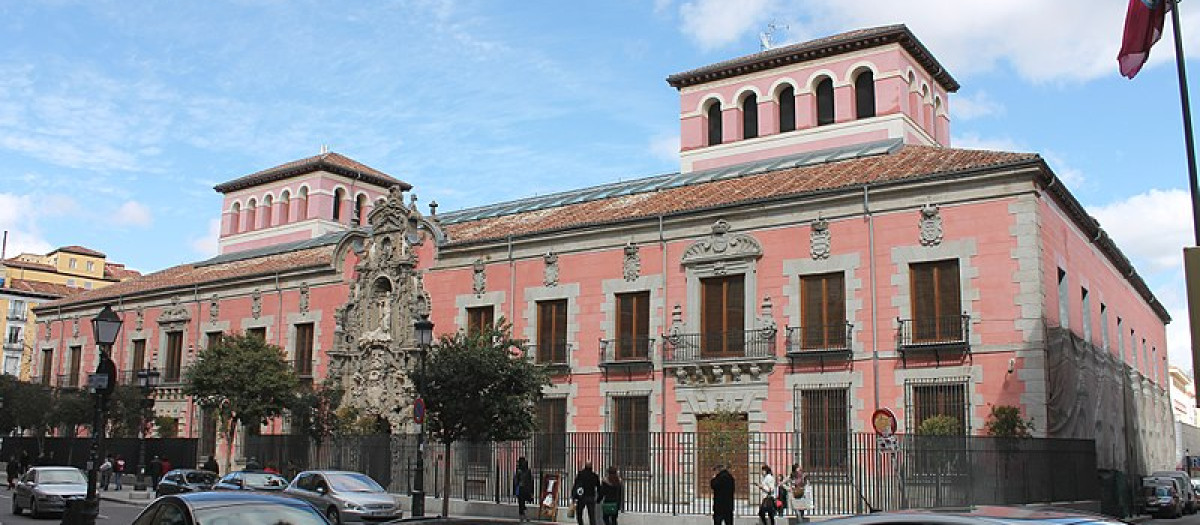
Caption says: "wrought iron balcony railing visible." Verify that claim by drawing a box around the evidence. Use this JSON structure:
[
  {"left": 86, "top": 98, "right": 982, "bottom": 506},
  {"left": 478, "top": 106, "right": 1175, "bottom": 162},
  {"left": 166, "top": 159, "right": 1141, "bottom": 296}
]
[
  {"left": 56, "top": 373, "right": 82, "bottom": 389},
  {"left": 785, "top": 323, "right": 853, "bottom": 355},
  {"left": 599, "top": 337, "right": 654, "bottom": 366},
  {"left": 661, "top": 328, "right": 776, "bottom": 363},
  {"left": 897, "top": 315, "right": 971, "bottom": 366},
  {"left": 524, "top": 343, "right": 572, "bottom": 369},
  {"left": 161, "top": 367, "right": 186, "bottom": 385}
]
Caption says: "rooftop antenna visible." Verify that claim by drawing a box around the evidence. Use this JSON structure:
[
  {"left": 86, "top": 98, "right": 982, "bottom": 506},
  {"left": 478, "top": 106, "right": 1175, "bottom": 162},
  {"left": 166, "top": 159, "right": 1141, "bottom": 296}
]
[
  {"left": 759, "top": 22, "right": 788, "bottom": 51},
  {"left": 320, "top": 144, "right": 329, "bottom": 155}
]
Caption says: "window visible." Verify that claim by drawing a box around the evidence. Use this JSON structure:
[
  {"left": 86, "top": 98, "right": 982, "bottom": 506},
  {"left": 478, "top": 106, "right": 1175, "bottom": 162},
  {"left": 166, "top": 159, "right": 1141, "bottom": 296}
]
[
  {"left": 536, "top": 300, "right": 568, "bottom": 364},
  {"left": 280, "top": 190, "right": 291, "bottom": 223},
  {"left": 612, "top": 395, "right": 649, "bottom": 469},
  {"left": 247, "top": 327, "right": 266, "bottom": 342},
  {"left": 231, "top": 202, "right": 242, "bottom": 233},
  {"left": 132, "top": 339, "right": 146, "bottom": 372},
  {"left": 298, "top": 187, "right": 309, "bottom": 220},
  {"left": 353, "top": 194, "right": 368, "bottom": 226},
  {"left": 246, "top": 198, "right": 257, "bottom": 231},
  {"left": 701, "top": 275, "right": 745, "bottom": 357},
  {"left": 1057, "top": 268, "right": 1069, "bottom": 330},
  {"left": 86, "top": 261, "right": 95, "bottom": 272},
  {"left": 535, "top": 398, "right": 567, "bottom": 467},
  {"left": 40, "top": 350, "right": 52, "bottom": 385},
  {"left": 1143, "top": 338, "right": 1149, "bottom": 373},
  {"left": 907, "top": 379, "right": 968, "bottom": 434},
  {"left": 333, "top": 188, "right": 345, "bottom": 221},
  {"left": 1131, "top": 329, "right": 1139, "bottom": 367},
  {"left": 910, "top": 260, "right": 962, "bottom": 343},
  {"left": 205, "top": 331, "right": 222, "bottom": 350},
  {"left": 68, "top": 345, "right": 82, "bottom": 387},
  {"left": 778, "top": 86, "right": 796, "bottom": 132},
  {"left": 7, "top": 299, "right": 24, "bottom": 318},
  {"left": 1080, "top": 287, "right": 1091, "bottom": 342},
  {"left": 1100, "top": 304, "right": 1109, "bottom": 350},
  {"left": 800, "top": 272, "right": 846, "bottom": 349},
  {"left": 6, "top": 326, "right": 19, "bottom": 345},
  {"left": 706, "top": 102, "right": 723, "bottom": 146},
  {"left": 466, "top": 306, "right": 494, "bottom": 335},
  {"left": 262, "top": 195, "right": 273, "bottom": 228},
  {"left": 815, "top": 77, "right": 835, "bottom": 126},
  {"left": 294, "top": 323, "right": 314, "bottom": 377},
  {"left": 84, "top": 282, "right": 92, "bottom": 290},
  {"left": 1117, "top": 317, "right": 1125, "bottom": 360},
  {"left": 69, "top": 258, "right": 77, "bottom": 269},
  {"left": 67, "top": 279, "right": 76, "bottom": 287},
  {"left": 165, "top": 331, "right": 183, "bottom": 382},
  {"left": 615, "top": 292, "right": 650, "bottom": 360},
  {"left": 854, "top": 70, "right": 875, "bottom": 118},
  {"left": 742, "top": 93, "right": 758, "bottom": 139},
  {"left": 798, "top": 388, "right": 849, "bottom": 470}
]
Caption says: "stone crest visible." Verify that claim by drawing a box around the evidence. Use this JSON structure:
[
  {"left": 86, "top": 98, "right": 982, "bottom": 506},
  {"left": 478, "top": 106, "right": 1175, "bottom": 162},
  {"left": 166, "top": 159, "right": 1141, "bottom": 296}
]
[
  {"left": 209, "top": 294, "right": 220, "bottom": 324},
  {"left": 623, "top": 243, "right": 640, "bottom": 282},
  {"left": 810, "top": 215, "right": 831, "bottom": 260},
  {"left": 251, "top": 289, "right": 262, "bottom": 319},
  {"left": 919, "top": 203, "right": 943, "bottom": 247},
  {"left": 299, "top": 282, "right": 310, "bottom": 314},
  {"left": 472, "top": 258, "right": 486, "bottom": 297},
  {"left": 135, "top": 307, "right": 144, "bottom": 331},
  {"left": 681, "top": 219, "right": 763, "bottom": 266},
  {"left": 71, "top": 316, "right": 80, "bottom": 338},
  {"left": 158, "top": 296, "right": 192, "bottom": 331},
  {"left": 543, "top": 252, "right": 559, "bottom": 287}
]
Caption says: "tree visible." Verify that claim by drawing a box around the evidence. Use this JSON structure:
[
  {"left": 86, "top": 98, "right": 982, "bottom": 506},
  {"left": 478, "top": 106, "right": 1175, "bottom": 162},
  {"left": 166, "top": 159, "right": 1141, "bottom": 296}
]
[
  {"left": 48, "top": 389, "right": 92, "bottom": 436},
  {"left": 154, "top": 415, "right": 180, "bottom": 438},
  {"left": 983, "top": 405, "right": 1034, "bottom": 438},
  {"left": 184, "top": 333, "right": 300, "bottom": 474},
  {"left": 106, "top": 385, "right": 149, "bottom": 438},
  {"left": 10, "top": 382, "right": 53, "bottom": 441},
  {"left": 916, "top": 415, "right": 961, "bottom": 436},
  {"left": 414, "top": 320, "right": 549, "bottom": 517},
  {"left": 288, "top": 381, "right": 345, "bottom": 445}
]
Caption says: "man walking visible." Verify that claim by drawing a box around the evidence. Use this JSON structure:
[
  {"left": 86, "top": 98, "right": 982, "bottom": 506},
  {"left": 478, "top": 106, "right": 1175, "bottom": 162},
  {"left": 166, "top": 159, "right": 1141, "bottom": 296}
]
[
  {"left": 571, "top": 461, "right": 601, "bottom": 525},
  {"left": 710, "top": 464, "right": 735, "bottom": 525}
]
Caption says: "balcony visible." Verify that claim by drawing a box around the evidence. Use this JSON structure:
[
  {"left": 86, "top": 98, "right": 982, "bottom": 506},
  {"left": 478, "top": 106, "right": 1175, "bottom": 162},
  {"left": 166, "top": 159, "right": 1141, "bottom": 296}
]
[
  {"left": 524, "top": 342, "right": 571, "bottom": 375},
  {"left": 3, "top": 341, "right": 22, "bottom": 352},
  {"left": 785, "top": 323, "right": 853, "bottom": 368},
  {"left": 5, "top": 311, "right": 25, "bottom": 322},
  {"left": 599, "top": 337, "right": 654, "bottom": 378},
  {"left": 56, "top": 373, "right": 82, "bottom": 389},
  {"left": 661, "top": 328, "right": 776, "bottom": 386},
  {"left": 897, "top": 314, "right": 971, "bottom": 366},
  {"left": 161, "top": 368, "right": 186, "bottom": 386}
]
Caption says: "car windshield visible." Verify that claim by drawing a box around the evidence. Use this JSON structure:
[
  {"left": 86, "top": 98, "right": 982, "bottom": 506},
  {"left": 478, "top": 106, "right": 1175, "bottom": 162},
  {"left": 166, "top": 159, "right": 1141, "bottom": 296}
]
[
  {"left": 1157, "top": 486, "right": 1173, "bottom": 497},
  {"left": 39, "top": 470, "right": 86, "bottom": 484},
  {"left": 187, "top": 472, "right": 218, "bottom": 484},
  {"left": 243, "top": 473, "right": 287, "bottom": 488},
  {"left": 194, "top": 503, "right": 328, "bottom": 525},
  {"left": 326, "top": 473, "right": 384, "bottom": 493}
]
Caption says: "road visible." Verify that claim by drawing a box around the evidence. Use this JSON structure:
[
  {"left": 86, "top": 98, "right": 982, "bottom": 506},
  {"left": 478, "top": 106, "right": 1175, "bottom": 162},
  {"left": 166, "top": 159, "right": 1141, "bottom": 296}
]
[
  {"left": 1148, "top": 510, "right": 1200, "bottom": 525},
  {"left": 0, "top": 489, "right": 146, "bottom": 524}
]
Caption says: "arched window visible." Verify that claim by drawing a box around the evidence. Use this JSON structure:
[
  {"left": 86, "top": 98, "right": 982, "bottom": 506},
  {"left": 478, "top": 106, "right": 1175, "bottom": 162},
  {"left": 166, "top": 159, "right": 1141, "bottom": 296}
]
[
  {"left": 298, "top": 187, "right": 309, "bottom": 220},
  {"left": 815, "top": 77, "right": 835, "bottom": 126},
  {"left": 332, "top": 188, "right": 345, "bottom": 222},
  {"left": 778, "top": 86, "right": 796, "bottom": 132},
  {"left": 854, "top": 70, "right": 876, "bottom": 119},
  {"left": 262, "top": 195, "right": 273, "bottom": 228},
  {"left": 279, "top": 190, "right": 291, "bottom": 224},
  {"left": 741, "top": 93, "right": 758, "bottom": 139},
  {"left": 246, "top": 198, "right": 257, "bottom": 231},
  {"left": 353, "top": 194, "right": 368, "bottom": 226},
  {"left": 706, "top": 101, "right": 723, "bottom": 146},
  {"left": 230, "top": 202, "right": 241, "bottom": 234}
]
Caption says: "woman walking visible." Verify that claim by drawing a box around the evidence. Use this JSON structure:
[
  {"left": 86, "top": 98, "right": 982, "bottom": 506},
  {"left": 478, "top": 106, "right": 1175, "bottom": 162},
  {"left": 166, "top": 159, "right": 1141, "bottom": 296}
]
[
  {"left": 757, "top": 464, "right": 776, "bottom": 525},
  {"left": 598, "top": 466, "right": 623, "bottom": 525},
  {"left": 514, "top": 457, "right": 535, "bottom": 522},
  {"left": 784, "top": 463, "right": 810, "bottom": 521}
]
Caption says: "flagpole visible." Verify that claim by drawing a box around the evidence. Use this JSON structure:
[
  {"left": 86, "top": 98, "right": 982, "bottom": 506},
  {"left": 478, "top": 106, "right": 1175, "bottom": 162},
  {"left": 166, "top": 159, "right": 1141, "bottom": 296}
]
[{"left": 1170, "top": 0, "right": 1200, "bottom": 242}]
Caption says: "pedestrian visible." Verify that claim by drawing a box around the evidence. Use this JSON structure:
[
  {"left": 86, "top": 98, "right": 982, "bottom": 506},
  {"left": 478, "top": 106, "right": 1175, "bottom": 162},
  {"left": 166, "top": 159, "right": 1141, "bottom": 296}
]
[
  {"left": 757, "top": 464, "right": 776, "bottom": 525},
  {"left": 19, "top": 450, "right": 30, "bottom": 473},
  {"left": 263, "top": 464, "right": 279, "bottom": 475},
  {"left": 783, "top": 463, "right": 809, "bottom": 521},
  {"left": 149, "top": 455, "right": 163, "bottom": 489},
  {"left": 202, "top": 455, "right": 219, "bottom": 476},
  {"left": 6, "top": 455, "right": 19, "bottom": 489},
  {"left": 513, "top": 457, "right": 535, "bottom": 522},
  {"left": 161, "top": 455, "right": 172, "bottom": 475},
  {"left": 598, "top": 466, "right": 622, "bottom": 525},
  {"left": 245, "top": 456, "right": 263, "bottom": 471},
  {"left": 710, "top": 464, "right": 735, "bottom": 525},
  {"left": 99, "top": 455, "right": 113, "bottom": 491},
  {"left": 114, "top": 455, "right": 126, "bottom": 491},
  {"left": 571, "top": 461, "right": 601, "bottom": 525}
]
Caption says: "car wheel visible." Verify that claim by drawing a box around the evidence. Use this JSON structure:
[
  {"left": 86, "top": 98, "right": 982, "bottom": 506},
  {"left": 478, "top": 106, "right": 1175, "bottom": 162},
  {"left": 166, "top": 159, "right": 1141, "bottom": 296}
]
[
  {"left": 326, "top": 506, "right": 341, "bottom": 525},
  {"left": 11, "top": 494, "right": 21, "bottom": 515},
  {"left": 29, "top": 498, "right": 39, "bottom": 519}
]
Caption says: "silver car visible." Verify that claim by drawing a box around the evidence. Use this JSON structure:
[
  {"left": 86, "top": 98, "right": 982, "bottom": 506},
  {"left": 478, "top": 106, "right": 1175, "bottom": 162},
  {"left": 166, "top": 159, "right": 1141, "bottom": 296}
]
[
  {"left": 285, "top": 470, "right": 400, "bottom": 524},
  {"left": 11, "top": 466, "right": 88, "bottom": 518}
]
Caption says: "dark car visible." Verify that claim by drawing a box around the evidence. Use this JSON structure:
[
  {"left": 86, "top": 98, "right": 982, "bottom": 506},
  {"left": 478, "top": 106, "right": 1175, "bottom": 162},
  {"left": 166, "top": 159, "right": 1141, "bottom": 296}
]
[
  {"left": 1145, "top": 483, "right": 1184, "bottom": 518},
  {"left": 817, "top": 506, "right": 1125, "bottom": 525},
  {"left": 132, "top": 492, "right": 331, "bottom": 525},
  {"left": 212, "top": 470, "right": 289, "bottom": 491},
  {"left": 156, "top": 468, "right": 219, "bottom": 497}
]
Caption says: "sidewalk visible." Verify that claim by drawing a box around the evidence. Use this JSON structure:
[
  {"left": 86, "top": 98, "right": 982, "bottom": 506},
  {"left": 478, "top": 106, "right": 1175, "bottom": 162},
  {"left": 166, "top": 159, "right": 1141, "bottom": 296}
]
[{"left": 98, "top": 488, "right": 157, "bottom": 505}]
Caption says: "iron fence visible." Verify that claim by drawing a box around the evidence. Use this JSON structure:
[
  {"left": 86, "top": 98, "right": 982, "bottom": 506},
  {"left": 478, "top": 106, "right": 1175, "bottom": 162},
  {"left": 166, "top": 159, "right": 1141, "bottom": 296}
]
[
  {"left": 662, "top": 329, "right": 776, "bottom": 363},
  {"left": 897, "top": 315, "right": 970, "bottom": 348},
  {"left": 785, "top": 324, "right": 853, "bottom": 354},
  {"left": 599, "top": 337, "right": 655, "bottom": 365},
  {"left": 246, "top": 432, "right": 1097, "bottom": 516}
]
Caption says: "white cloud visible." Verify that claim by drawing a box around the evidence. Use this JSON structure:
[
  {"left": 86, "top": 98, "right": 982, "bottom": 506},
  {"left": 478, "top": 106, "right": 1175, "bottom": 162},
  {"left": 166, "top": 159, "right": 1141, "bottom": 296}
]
[
  {"left": 1041, "top": 152, "right": 1086, "bottom": 188},
  {"left": 649, "top": 133, "right": 680, "bottom": 163},
  {"left": 951, "top": 91, "right": 1003, "bottom": 121},
  {"left": 190, "top": 218, "right": 221, "bottom": 258},
  {"left": 112, "top": 200, "right": 153, "bottom": 228},
  {"left": 1091, "top": 189, "right": 1190, "bottom": 273},
  {"left": 0, "top": 194, "right": 51, "bottom": 258},
  {"left": 951, "top": 133, "right": 1025, "bottom": 153},
  {"left": 678, "top": 0, "right": 773, "bottom": 50}
]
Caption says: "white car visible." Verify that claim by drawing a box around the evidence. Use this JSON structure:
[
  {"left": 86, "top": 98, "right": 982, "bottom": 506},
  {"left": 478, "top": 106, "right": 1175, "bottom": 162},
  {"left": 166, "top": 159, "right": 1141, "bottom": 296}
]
[{"left": 12, "top": 466, "right": 88, "bottom": 518}]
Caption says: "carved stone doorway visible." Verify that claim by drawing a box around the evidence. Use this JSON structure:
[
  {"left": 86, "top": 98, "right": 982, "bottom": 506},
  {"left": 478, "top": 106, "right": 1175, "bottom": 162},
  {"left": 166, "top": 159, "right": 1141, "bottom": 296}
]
[{"left": 696, "top": 412, "right": 750, "bottom": 501}]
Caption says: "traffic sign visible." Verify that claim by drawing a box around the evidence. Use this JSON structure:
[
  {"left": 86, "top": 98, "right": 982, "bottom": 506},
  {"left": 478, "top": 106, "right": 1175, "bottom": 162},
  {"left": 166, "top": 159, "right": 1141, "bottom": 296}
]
[
  {"left": 872, "top": 408, "right": 898, "bottom": 437},
  {"left": 414, "top": 398, "right": 426, "bottom": 424}
]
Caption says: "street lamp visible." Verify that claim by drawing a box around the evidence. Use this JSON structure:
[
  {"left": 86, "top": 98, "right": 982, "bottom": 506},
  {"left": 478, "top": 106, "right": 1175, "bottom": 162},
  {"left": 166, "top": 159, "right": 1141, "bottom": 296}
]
[
  {"left": 72, "top": 305, "right": 121, "bottom": 525},
  {"left": 411, "top": 315, "right": 434, "bottom": 517},
  {"left": 133, "top": 368, "right": 160, "bottom": 493}
]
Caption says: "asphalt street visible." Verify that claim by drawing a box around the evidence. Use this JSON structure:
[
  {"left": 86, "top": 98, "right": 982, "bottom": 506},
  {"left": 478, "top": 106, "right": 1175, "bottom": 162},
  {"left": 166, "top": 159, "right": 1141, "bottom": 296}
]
[
  {"left": 1146, "top": 510, "right": 1200, "bottom": 525},
  {"left": 0, "top": 489, "right": 146, "bottom": 524}
]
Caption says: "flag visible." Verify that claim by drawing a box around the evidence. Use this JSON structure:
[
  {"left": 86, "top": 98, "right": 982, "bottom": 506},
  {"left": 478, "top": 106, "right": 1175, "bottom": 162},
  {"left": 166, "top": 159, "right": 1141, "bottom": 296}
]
[{"left": 1119, "top": 0, "right": 1170, "bottom": 78}]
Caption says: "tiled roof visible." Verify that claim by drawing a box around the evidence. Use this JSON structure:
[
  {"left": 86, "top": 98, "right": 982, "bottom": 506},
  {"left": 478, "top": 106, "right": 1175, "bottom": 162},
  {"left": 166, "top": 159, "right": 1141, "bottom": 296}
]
[
  {"left": 441, "top": 144, "right": 1038, "bottom": 244},
  {"left": 52, "top": 245, "right": 106, "bottom": 258},
  {"left": 103, "top": 263, "right": 142, "bottom": 280},
  {"left": 2, "top": 259, "right": 57, "bottom": 273},
  {"left": 213, "top": 152, "right": 410, "bottom": 193},
  {"left": 666, "top": 24, "right": 959, "bottom": 92},
  {"left": 1, "top": 279, "right": 82, "bottom": 299}
]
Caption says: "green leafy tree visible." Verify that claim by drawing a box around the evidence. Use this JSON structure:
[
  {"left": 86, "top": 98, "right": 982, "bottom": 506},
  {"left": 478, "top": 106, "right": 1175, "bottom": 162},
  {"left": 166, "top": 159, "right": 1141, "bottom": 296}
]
[
  {"left": 917, "top": 415, "right": 961, "bottom": 436},
  {"left": 414, "top": 319, "right": 549, "bottom": 517},
  {"left": 184, "top": 333, "right": 300, "bottom": 474},
  {"left": 289, "top": 381, "right": 345, "bottom": 445},
  {"left": 984, "top": 405, "right": 1034, "bottom": 438},
  {"left": 49, "top": 389, "right": 93, "bottom": 436},
  {"left": 11, "top": 382, "right": 54, "bottom": 440},
  {"left": 106, "top": 385, "right": 150, "bottom": 438},
  {"left": 154, "top": 415, "right": 180, "bottom": 438}
]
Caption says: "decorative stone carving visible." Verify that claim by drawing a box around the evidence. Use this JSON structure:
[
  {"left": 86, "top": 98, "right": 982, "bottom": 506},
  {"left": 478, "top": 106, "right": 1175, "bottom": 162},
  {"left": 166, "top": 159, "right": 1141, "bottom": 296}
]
[
  {"left": 543, "top": 252, "right": 559, "bottom": 287},
  {"left": 329, "top": 185, "right": 433, "bottom": 435},
  {"left": 158, "top": 296, "right": 192, "bottom": 331},
  {"left": 681, "top": 219, "right": 763, "bottom": 266},
  {"left": 135, "top": 307, "right": 144, "bottom": 331},
  {"left": 758, "top": 296, "right": 777, "bottom": 336},
  {"left": 299, "top": 282, "right": 310, "bottom": 314},
  {"left": 623, "top": 243, "right": 640, "bottom": 282},
  {"left": 43, "top": 322, "right": 51, "bottom": 340},
  {"left": 472, "top": 258, "right": 486, "bottom": 297},
  {"left": 810, "top": 214, "right": 831, "bottom": 260},
  {"left": 251, "top": 289, "right": 262, "bottom": 319},
  {"left": 71, "top": 316, "right": 79, "bottom": 338},
  {"left": 670, "top": 362, "right": 776, "bottom": 387},
  {"left": 919, "top": 203, "right": 943, "bottom": 247},
  {"left": 209, "top": 294, "right": 220, "bottom": 324}
]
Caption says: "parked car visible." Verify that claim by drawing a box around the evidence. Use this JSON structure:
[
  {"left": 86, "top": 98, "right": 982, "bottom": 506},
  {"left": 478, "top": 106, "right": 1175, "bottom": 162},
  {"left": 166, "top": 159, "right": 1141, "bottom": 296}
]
[
  {"left": 132, "top": 491, "right": 331, "bottom": 525},
  {"left": 1145, "top": 483, "right": 1184, "bottom": 518},
  {"left": 212, "top": 470, "right": 289, "bottom": 491},
  {"left": 11, "top": 466, "right": 88, "bottom": 518},
  {"left": 156, "top": 468, "right": 219, "bottom": 497},
  {"left": 284, "top": 470, "right": 401, "bottom": 524},
  {"left": 817, "top": 505, "right": 1125, "bottom": 525},
  {"left": 1152, "top": 470, "right": 1198, "bottom": 513}
]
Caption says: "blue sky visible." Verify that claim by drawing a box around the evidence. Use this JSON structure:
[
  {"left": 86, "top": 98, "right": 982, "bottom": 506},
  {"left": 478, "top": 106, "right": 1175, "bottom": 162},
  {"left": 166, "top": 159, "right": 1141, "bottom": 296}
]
[{"left": 0, "top": 0, "right": 1196, "bottom": 365}]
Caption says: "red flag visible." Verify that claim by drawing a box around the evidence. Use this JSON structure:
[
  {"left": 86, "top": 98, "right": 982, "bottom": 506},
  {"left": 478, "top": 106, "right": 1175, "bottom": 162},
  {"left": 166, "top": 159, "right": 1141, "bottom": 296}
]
[{"left": 1119, "top": 0, "right": 1170, "bottom": 78}]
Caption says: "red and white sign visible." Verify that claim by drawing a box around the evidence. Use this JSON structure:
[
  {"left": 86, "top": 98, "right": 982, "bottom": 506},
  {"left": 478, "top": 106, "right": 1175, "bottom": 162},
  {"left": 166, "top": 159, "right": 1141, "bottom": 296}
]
[{"left": 871, "top": 408, "right": 897, "bottom": 437}]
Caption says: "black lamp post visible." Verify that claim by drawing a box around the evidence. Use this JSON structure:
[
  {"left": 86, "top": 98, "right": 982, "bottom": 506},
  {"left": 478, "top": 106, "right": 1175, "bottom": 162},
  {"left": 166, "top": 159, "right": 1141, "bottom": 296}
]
[
  {"left": 133, "top": 368, "right": 160, "bottom": 493},
  {"left": 411, "top": 315, "right": 434, "bottom": 518},
  {"left": 72, "top": 305, "right": 121, "bottom": 525}
]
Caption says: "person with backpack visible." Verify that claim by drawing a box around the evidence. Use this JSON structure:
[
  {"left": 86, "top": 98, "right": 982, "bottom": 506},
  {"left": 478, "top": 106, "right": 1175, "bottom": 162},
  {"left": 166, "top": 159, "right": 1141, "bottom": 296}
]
[
  {"left": 710, "top": 464, "right": 735, "bottom": 525},
  {"left": 513, "top": 456, "right": 535, "bottom": 522},
  {"left": 598, "top": 466, "right": 623, "bottom": 525},
  {"left": 99, "top": 455, "right": 113, "bottom": 490},
  {"left": 571, "top": 461, "right": 601, "bottom": 525}
]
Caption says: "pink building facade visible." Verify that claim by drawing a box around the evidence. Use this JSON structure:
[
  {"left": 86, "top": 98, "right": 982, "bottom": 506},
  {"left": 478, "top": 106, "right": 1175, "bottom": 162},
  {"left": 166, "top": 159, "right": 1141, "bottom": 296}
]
[{"left": 33, "top": 25, "right": 1173, "bottom": 474}]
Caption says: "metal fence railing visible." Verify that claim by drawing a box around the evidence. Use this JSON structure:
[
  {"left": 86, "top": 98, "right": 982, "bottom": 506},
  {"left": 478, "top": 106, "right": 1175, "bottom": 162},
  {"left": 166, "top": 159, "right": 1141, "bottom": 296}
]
[
  {"left": 785, "top": 323, "right": 853, "bottom": 354},
  {"left": 662, "top": 329, "right": 777, "bottom": 363},
  {"left": 599, "top": 337, "right": 655, "bottom": 365},
  {"left": 897, "top": 315, "right": 970, "bottom": 349},
  {"left": 244, "top": 432, "right": 1098, "bottom": 517}
]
